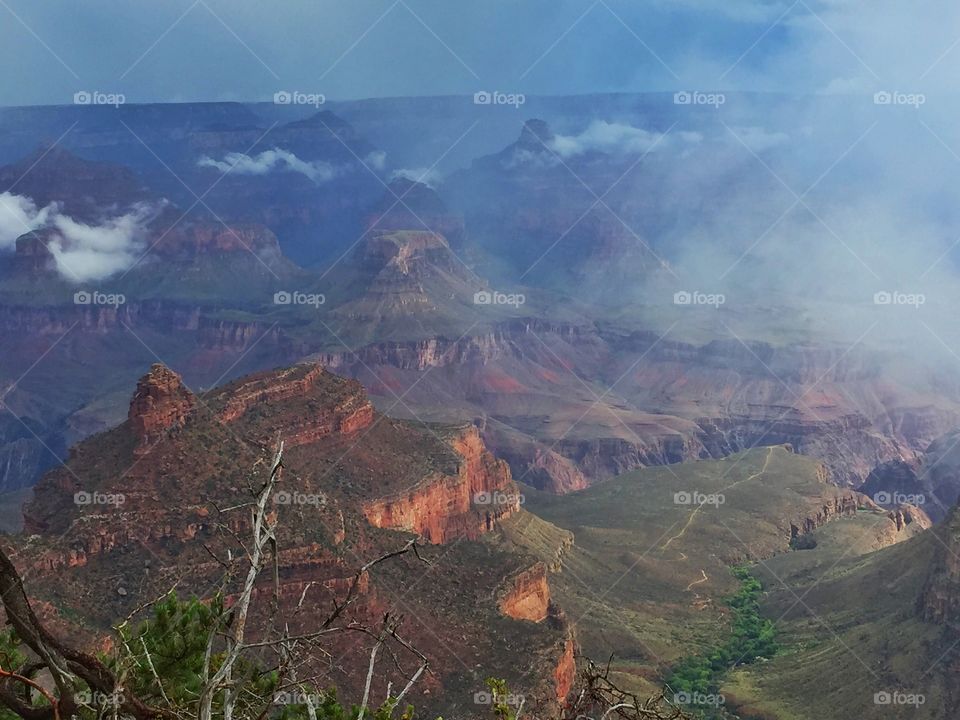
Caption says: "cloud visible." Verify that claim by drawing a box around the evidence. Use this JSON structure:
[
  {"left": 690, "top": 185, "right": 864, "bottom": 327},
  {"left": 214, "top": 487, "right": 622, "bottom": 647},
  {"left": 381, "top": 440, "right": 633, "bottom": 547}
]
[
  {"left": 0, "top": 193, "right": 56, "bottom": 251},
  {"left": 46, "top": 203, "right": 158, "bottom": 282},
  {"left": 551, "top": 121, "right": 702, "bottom": 158},
  {"left": 728, "top": 126, "right": 791, "bottom": 152},
  {"left": 197, "top": 148, "right": 337, "bottom": 183},
  {"left": 0, "top": 192, "right": 160, "bottom": 281},
  {"left": 365, "top": 150, "right": 388, "bottom": 171},
  {"left": 390, "top": 167, "right": 444, "bottom": 188}
]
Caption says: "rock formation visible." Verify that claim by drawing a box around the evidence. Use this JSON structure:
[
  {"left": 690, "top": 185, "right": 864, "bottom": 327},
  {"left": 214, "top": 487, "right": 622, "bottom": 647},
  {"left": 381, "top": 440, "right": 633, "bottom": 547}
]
[
  {"left": 498, "top": 563, "right": 552, "bottom": 622},
  {"left": 128, "top": 364, "right": 196, "bottom": 453},
  {"left": 18, "top": 363, "right": 570, "bottom": 715},
  {"left": 362, "top": 425, "right": 519, "bottom": 543}
]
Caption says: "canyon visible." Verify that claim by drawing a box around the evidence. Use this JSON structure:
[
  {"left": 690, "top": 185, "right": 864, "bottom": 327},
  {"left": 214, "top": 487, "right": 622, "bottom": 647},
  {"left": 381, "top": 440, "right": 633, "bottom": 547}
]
[
  {"left": 4, "top": 119, "right": 960, "bottom": 515},
  {"left": 3, "top": 95, "right": 960, "bottom": 719}
]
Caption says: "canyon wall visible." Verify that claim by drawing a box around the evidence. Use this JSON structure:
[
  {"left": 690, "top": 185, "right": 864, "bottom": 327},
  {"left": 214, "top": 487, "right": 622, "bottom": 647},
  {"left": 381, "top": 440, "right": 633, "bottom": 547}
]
[
  {"left": 362, "top": 426, "right": 518, "bottom": 543},
  {"left": 498, "top": 563, "right": 551, "bottom": 622}
]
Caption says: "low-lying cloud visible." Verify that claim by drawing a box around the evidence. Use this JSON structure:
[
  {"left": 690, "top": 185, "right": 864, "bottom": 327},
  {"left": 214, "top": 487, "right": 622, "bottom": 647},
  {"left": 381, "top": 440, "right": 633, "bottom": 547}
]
[
  {"left": 728, "top": 126, "right": 791, "bottom": 152},
  {"left": 47, "top": 203, "right": 156, "bottom": 282},
  {"left": 0, "top": 193, "right": 56, "bottom": 250},
  {"left": 0, "top": 193, "right": 159, "bottom": 282},
  {"left": 390, "top": 167, "right": 443, "bottom": 188},
  {"left": 198, "top": 148, "right": 337, "bottom": 183},
  {"left": 551, "top": 120, "right": 702, "bottom": 158}
]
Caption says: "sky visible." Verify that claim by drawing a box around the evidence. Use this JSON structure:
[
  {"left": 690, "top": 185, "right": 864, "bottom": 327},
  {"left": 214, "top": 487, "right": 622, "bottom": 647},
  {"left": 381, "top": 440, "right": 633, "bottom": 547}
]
[{"left": 1, "top": 0, "right": 959, "bottom": 106}]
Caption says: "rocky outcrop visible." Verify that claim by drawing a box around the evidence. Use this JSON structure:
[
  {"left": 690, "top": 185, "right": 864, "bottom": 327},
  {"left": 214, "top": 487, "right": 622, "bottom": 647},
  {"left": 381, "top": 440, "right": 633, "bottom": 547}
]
[
  {"left": 554, "top": 634, "right": 576, "bottom": 702},
  {"left": 213, "top": 365, "right": 374, "bottom": 447},
  {"left": 789, "top": 491, "right": 864, "bottom": 538},
  {"left": 888, "top": 504, "right": 931, "bottom": 533},
  {"left": 128, "top": 364, "right": 195, "bottom": 453},
  {"left": 498, "top": 563, "right": 551, "bottom": 622},
  {"left": 362, "top": 426, "right": 518, "bottom": 543},
  {"left": 213, "top": 364, "right": 373, "bottom": 433}
]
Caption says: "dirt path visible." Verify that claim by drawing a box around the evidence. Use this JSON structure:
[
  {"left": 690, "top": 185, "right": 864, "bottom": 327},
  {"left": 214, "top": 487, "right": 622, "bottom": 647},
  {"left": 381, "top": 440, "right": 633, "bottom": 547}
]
[
  {"left": 685, "top": 568, "right": 709, "bottom": 591},
  {"left": 661, "top": 446, "right": 775, "bottom": 551}
]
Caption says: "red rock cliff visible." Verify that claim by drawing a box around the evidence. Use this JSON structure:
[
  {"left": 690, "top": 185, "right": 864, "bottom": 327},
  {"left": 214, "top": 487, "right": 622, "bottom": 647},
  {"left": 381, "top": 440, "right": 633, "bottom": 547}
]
[
  {"left": 499, "top": 563, "right": 551, "bottom": 622},
  {"left": 554, "top": 634, "right": 576, "bottom": 702},
  {"left": 790, "top": 488, "right": 864, "bottom": 538},
  {"left": 213, "top": 364, "right": 374, "bottom": 446},
  {"left": 128, "top": 364, "right": 196, "bottom": 453},
  {"left": 362, "top": 426, "right": 519, "bottom": 543}
]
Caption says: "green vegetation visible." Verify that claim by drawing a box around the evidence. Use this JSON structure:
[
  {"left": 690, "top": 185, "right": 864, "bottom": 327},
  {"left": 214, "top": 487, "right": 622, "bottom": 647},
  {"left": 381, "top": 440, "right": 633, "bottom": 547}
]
[
  {"left": 483, "top": 678, "right": 518, "bottom": 720},
  {"left": 120, "top": 593, "right": 421, "bottom": 720},
  {"left": 668, "top": 566, "right": 778, "bottom": 718}
]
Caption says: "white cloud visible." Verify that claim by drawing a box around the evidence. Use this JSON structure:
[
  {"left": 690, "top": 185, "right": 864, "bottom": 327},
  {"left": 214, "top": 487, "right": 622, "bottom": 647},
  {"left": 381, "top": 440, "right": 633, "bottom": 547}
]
[
  {"left": 197, "top": 148, "right": 337, "bottom": 183},
  {"left": 551, "top": 121, "right": 702, "bottom": 158},
  {"left": 0, "top": 193, "right": 56, "bottom": 250},
  {"left": 0, "top": 192, "right": 160, "bottom": 280},
  {"left": 47, "top": 203, "right": 158, "bottom": 282},
  {"left": 729, "top": 126, "right": 791, "bottom": 152},
  {"left": 390, "top": 167, "right": 444, "bottom": 188}
]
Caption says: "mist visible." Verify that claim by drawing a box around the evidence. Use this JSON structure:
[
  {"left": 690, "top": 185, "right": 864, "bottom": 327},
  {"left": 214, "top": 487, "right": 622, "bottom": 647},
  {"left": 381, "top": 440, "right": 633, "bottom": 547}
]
[
  {"left": 197, "top": 148, "right": 339, "bottom": 184},
  {"left": 0, "top": 193, "right": 55, "bottom": 250}
]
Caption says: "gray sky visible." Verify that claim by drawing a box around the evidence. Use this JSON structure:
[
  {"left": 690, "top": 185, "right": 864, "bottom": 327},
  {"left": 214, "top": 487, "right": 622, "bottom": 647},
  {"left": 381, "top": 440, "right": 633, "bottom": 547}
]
[{"left": 2, "top": 0, "right": 959, "bottom": 106}]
